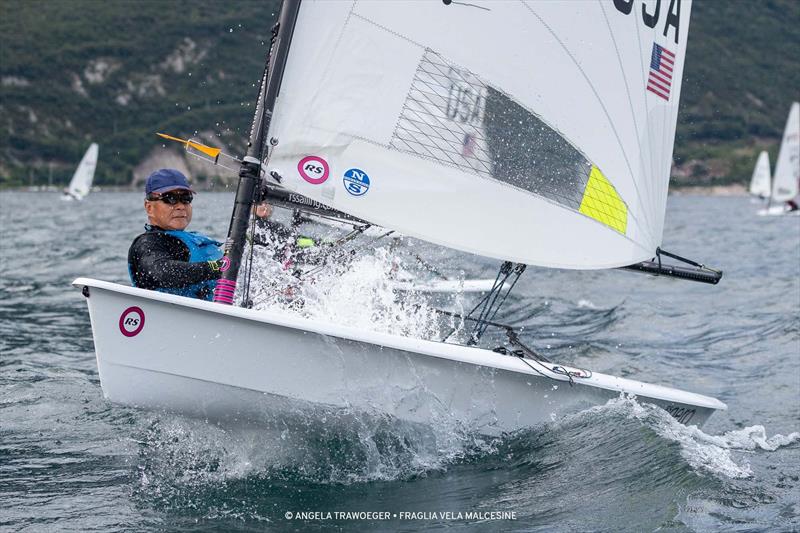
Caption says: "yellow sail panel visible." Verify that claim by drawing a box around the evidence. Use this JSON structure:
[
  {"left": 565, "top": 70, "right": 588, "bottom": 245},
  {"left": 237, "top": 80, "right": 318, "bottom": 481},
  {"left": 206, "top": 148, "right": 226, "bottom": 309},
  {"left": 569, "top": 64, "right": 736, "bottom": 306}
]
[{"left": 578, "top": 166, "right": 628, "bottom": 234}]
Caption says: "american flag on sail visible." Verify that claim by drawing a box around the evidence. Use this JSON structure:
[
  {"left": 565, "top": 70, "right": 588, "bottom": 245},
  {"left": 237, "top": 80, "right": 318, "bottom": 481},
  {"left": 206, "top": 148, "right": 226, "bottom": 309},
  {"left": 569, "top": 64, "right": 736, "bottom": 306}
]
[
  {"left": 461, "top": 133, "right": 476, "bottom": 157},
  {"left": 646, "top": 43, "right": 675, "bottom": 101}
]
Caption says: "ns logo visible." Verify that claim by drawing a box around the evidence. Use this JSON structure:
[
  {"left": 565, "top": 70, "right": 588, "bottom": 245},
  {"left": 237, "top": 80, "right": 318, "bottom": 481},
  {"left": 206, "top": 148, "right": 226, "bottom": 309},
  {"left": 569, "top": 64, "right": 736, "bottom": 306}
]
[{"left": 614, "top": 0, "right": 683, "bottom": 45}]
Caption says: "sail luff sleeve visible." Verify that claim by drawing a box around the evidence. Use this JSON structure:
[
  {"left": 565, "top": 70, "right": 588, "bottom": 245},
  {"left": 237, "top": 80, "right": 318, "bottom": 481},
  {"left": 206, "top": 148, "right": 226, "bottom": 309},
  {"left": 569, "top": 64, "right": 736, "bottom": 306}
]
[
  {"left": 249, "top": 0, "right": 302, "bottom": 161},
  {"left": 213, "top": 0, "right": 302, "bottom": 306}
]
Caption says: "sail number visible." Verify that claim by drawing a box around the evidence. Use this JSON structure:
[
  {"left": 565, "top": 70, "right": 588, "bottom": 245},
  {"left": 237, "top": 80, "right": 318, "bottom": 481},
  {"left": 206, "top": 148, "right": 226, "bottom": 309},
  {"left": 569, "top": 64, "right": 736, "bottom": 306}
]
[
  {"left": 445, "top": 67, "right": 485, "bottom": 126},
  {"left": 664, "top": 405, "right": 695, "bottom": 424},
  {"left": 614, "top": 0, "right": 683, "bottom": 44}
]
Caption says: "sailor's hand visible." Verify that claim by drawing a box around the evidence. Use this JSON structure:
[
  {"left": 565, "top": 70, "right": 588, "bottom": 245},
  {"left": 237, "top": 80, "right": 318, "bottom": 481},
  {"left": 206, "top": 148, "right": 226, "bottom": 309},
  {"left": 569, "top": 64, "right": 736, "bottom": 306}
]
[
  {"left": 254, "top": 202, "right": 272, "bottom": 219},
  {"left": 207, "top": 257, "right": 231, "bottom": 275}
]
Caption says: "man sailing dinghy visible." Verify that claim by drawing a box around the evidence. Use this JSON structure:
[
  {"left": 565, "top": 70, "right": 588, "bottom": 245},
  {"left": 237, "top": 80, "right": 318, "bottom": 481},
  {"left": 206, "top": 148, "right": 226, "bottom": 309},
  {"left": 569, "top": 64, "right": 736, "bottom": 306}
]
[{"left": 75, "top": 0, "right": 727, "bottom": 434}]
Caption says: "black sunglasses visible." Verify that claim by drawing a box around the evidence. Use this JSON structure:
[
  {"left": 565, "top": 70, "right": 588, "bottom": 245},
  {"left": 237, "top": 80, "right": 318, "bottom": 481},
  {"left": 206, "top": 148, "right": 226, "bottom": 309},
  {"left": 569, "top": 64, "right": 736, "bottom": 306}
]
[{"left": 147, "top": 192, "right": 193, "bottom": 205}]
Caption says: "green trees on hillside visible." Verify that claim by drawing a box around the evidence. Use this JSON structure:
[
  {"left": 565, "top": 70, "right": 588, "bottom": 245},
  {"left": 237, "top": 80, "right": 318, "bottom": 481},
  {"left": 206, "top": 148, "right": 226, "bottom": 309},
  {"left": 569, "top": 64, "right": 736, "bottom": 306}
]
[
  {"left": 0, "top": 0, "right": 279, "bottom": 187},
  {"left": 1, "top": 0, "right": 798, "bottom": 188}
]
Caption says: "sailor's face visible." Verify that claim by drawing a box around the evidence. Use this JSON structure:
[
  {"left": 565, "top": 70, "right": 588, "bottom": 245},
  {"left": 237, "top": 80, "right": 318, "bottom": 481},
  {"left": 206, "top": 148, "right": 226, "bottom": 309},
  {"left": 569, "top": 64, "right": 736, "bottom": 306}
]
[{"left": 145, "top": 192, "right": 193, "bottom": 230}]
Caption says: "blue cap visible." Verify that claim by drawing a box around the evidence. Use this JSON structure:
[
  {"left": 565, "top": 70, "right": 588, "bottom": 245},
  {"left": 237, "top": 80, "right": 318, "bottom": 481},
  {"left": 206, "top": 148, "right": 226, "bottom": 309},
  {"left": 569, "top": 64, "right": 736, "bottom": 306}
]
[{"left": 145, "top": 169, "right": 194, "bottom": 195}]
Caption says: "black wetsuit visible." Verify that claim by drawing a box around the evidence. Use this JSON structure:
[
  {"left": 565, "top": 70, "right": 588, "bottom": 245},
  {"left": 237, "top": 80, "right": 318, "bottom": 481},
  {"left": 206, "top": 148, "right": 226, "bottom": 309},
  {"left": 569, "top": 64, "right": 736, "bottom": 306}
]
[{"left": 128, "top": 225, "right": 221, "bottom": 299}]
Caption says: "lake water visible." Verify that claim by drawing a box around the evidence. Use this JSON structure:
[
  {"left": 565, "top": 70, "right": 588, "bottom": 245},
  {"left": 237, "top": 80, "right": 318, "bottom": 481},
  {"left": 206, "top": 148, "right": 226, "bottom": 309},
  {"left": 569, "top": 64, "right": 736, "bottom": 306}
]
[{"left": 1, "top": 191, "right": 798, "bottom": 532}]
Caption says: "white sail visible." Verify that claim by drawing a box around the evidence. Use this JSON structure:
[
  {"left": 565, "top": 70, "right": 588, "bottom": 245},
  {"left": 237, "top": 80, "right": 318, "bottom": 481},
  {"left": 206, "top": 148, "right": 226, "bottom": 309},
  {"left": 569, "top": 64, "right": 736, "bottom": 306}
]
[
  {"left": 770, "top": 102, "right": 800, "bottom": 203},
  {"left": 266, "top": 0, "right": 692, "bottom": 269},
  {"left": 66, "top": 143, "right": 99, "bottom": 200},
  {"left": 749, "top": 150, "right": 771, "bottom": 198}
]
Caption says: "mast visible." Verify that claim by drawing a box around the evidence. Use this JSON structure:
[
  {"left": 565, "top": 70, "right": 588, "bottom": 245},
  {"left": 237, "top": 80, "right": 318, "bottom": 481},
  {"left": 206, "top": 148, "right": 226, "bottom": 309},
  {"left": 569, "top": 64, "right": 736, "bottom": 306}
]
[{"left": 213, "top": 0, "right": 302, "bottom": 305}]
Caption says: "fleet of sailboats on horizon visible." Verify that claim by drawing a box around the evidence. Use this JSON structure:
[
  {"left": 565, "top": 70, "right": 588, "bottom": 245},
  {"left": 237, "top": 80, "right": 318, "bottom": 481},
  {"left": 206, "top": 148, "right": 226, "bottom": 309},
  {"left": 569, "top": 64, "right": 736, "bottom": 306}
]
[
  {"left": 61, "top": 143, "right": 99, "bottom": 201},
  {"left": 756, "top": 102, "right": 800, "bottom": 216},
  {"left": 74, "top": 0, "right": 731, "bottom": 435}
]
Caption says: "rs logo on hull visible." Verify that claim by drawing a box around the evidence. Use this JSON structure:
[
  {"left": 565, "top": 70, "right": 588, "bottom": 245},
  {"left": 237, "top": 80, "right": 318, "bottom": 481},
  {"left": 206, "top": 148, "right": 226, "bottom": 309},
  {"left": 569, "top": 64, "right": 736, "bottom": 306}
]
[{"left": 119, "top": 306, "right": 145, "bottom": 337}]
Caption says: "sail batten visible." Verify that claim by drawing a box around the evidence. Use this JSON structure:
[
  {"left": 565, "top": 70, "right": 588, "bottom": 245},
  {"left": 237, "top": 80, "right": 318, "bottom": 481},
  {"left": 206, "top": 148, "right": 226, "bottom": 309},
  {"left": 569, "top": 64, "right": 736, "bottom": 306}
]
[
  {"left": 523, "top": 2, "right": 659, "bottom": 244},
  {"left": 266, "top": 0, "right": 692, "bottom": 269}
]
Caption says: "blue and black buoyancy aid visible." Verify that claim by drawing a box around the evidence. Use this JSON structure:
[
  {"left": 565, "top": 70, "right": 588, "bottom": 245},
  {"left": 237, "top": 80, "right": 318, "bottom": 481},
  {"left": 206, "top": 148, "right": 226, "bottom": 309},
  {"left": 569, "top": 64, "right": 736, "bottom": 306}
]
[
  {"left": 164, "top": 230, "right": 223, "bottom": 300},
  {"left": 129, "top": 230, "right": 223, "bottom": 301}
]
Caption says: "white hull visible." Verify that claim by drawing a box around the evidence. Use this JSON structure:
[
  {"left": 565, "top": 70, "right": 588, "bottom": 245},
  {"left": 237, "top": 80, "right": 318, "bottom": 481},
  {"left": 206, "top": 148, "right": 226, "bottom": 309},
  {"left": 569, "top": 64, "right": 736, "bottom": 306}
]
[
  {"left": 74, "top": 278, "right": 725, "bottom": 433},
  {"left": 757, "top": 204, "right": 800, "bottom": 216}
]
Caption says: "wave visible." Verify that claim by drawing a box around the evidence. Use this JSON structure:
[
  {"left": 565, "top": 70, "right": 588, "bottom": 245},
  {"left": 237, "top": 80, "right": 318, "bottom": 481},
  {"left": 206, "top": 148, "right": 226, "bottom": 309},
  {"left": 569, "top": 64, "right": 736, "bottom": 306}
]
[
  {"left": 130, "top": 394, "right": 798, "bottom": 503},
  {"left": 573, "top": 396, "right": 799, "bottom": 480}
]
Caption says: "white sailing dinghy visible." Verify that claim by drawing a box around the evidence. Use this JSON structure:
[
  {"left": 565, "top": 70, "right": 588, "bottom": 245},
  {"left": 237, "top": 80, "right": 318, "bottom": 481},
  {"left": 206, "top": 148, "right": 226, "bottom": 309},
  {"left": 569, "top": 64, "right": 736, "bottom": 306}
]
[
  {"left": 61, "top": 143, "right": 99, "bottom": 201},
  {"left": 74, "top": 0, "right": 726, "bottom": 434},
  {"left": 759, "top": 102, "right": 800, "bottom": 216},
  {"left": 748, "top": 150, "right": 771, "bottom": 202}
]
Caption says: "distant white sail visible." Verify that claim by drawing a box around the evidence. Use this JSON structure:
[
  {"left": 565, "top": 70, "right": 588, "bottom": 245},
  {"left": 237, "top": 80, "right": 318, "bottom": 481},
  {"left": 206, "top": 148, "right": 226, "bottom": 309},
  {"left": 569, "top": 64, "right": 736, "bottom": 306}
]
[
  {"left": 771, "top": 102, "right": 799, "bottom": 203},
  {"left": 65, "top": 143, "right": 99, "bottom": 200},
  {"left": 267, "top": 1, "right": 692, "bottom": 269},
  {"left": 748, "top": 151, "right": 771, "bottom": 198}
]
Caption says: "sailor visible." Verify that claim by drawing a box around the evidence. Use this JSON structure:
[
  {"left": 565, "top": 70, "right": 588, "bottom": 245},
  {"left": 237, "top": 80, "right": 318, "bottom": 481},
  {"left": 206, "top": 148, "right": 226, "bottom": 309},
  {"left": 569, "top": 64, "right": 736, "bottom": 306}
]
[
  {"left": 128, "top": 169, "right": 225, "bottom": 300},
  {"left": 253, "top": 201, "right": 318, "bottom": 269}
]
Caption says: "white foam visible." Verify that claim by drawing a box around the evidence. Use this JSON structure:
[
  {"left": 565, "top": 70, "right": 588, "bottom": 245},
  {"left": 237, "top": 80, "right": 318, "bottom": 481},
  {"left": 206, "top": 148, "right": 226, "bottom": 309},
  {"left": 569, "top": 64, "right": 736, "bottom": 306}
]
[
  {"left": 246, "top": 244, "right": 456, "bottom": 342},
  {"left": 598, "top": 396, "right": 799, "bottom": 479},
  {"left": 134, "top": 405, "right": 495, "bottom": 488}
]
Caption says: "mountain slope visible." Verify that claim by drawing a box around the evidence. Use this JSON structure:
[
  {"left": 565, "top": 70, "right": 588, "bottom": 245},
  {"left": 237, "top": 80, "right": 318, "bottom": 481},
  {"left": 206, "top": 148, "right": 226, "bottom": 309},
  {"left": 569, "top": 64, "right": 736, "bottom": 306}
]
[{"left": 1, "top": 0, "right": 798, "bottom": 188}]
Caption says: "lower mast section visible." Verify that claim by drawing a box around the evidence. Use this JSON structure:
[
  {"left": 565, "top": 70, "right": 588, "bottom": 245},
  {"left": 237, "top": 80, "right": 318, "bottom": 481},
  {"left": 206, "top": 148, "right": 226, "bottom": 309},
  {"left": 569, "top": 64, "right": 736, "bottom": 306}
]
[{"left": 212, "top": 157, "right": 262, "bottom": 304}]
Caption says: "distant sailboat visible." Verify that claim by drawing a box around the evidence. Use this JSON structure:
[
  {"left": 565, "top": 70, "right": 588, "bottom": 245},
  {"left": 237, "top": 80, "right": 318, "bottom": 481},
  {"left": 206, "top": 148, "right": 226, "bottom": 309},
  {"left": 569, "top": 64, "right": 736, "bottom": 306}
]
[
  {"left": 759, "top": 102, "right": 800, "bottom": 216},
  {"left": 62, "top": 143, "right": 98, "bottom": 201},
  {"left": 748, "top": 150, "right": 771, "bottom": 201}
]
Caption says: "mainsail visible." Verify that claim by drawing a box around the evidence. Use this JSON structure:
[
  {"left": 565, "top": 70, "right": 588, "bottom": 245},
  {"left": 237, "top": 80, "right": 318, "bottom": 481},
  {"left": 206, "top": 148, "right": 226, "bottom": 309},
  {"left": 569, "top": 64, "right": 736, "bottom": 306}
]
[
  {"left": 66, "top": 143, "right": 99, "bottom": 200},
  {"left": 264, "top": 0, "right": 692, "bottom": 269},
  {"left": 749, "top": 150, "right": 771, "bottom": 198},
  {"left": 770, "top": 102, "right": 800, "bottom": 203}
]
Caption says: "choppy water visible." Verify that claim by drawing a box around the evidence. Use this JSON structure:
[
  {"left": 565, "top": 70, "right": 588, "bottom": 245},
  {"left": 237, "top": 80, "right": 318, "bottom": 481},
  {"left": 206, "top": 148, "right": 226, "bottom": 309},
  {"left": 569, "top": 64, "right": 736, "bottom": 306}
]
[{"left": 1, "top": 191, "right": 798, "bottom": 532}]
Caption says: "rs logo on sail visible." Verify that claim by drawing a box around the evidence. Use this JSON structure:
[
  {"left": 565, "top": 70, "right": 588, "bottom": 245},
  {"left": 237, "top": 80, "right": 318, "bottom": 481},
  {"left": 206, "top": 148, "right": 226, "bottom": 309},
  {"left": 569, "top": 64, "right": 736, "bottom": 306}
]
[
  {"left": 297, "top": 155, "right": 330, "bottom": 185},
  {"left": 614, "top": 0, "right": 683, "bottom": 44}
]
